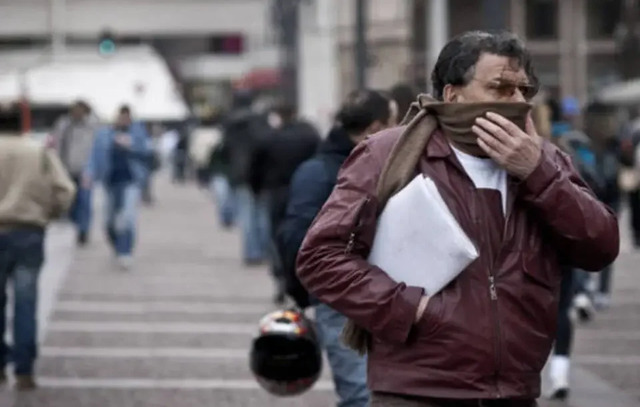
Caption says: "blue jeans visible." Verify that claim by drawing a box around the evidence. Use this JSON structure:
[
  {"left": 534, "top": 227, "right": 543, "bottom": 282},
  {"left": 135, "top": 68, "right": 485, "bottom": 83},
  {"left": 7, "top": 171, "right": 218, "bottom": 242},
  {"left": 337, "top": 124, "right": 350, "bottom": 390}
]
[
  {"left": 105, "top": 183, "right": 140, "bottom": 256},
  {"left": 315, "top": 303, "right": 369, "bottom": 407},
  {"left": 0, "top": 229, "right": 44, "bottom": 375},
  {"left": 70, "top": 178, "right": 93, "bottom": 235},
  {"left": 210, "top": 175, "right": 236, "bottom": 227},
  {"left": 236, "top": 186, "right": 270, "bottom": 263}
]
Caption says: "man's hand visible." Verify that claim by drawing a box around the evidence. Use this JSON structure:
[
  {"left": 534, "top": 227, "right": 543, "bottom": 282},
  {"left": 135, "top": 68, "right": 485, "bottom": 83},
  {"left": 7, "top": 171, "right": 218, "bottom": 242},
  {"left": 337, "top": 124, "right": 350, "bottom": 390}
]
[
  {"left": 472, "top": 112, "right": 542, "bottom": 180},
  {"left": 415, "top": 296, "right": 430, "bottom": 324}
]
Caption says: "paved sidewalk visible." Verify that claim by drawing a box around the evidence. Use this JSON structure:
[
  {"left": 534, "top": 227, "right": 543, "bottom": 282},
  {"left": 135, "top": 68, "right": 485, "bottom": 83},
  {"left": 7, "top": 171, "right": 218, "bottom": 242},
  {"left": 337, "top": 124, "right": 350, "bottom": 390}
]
[{"left": 0, "top": 175, "right": 637, "bottom": 407}]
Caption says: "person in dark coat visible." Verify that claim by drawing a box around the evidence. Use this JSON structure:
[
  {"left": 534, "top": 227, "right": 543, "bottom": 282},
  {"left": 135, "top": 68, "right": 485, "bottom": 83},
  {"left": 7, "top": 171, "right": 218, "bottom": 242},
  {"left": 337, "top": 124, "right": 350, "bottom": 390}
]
[
  {"left": 222, "top": 90, "right": 272, "bottom": 264},
  {"left": 277, "top": 89, "right": 393, "bottom": 407},
  {"left": 250, "top": 103, "right": 321, "bottom": 303}
]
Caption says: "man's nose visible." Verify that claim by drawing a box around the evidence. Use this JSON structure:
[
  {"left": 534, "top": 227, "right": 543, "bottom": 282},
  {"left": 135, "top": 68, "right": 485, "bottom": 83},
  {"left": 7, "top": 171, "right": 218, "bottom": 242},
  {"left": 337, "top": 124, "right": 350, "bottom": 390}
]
[{"left": 511, "top": 88, "right": 526, "bottom": 103}]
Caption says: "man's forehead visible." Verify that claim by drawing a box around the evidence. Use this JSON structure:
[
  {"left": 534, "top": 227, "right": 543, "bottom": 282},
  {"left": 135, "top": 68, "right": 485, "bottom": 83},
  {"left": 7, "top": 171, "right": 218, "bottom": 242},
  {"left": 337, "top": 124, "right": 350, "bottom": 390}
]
[{"left": 475, "top": 53, "right": 527, "bottom": 81}]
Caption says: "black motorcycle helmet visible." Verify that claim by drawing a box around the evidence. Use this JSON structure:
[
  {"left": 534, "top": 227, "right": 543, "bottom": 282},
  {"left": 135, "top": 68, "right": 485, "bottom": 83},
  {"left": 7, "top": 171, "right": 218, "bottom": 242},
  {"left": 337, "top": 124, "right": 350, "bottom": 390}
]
[{"left": 249, "top": 309, "right": 322, "bottom": 396}]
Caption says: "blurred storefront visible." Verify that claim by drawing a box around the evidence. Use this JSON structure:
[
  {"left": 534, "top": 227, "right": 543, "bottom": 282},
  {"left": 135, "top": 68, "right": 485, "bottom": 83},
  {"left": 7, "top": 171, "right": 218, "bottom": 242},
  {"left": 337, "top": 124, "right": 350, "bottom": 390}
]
[
  {"left": 0, "top": 0, "right": 281, "bottom": 121},
  {"left": 336, "top": 0, "right": 626, "bottom": 103}
]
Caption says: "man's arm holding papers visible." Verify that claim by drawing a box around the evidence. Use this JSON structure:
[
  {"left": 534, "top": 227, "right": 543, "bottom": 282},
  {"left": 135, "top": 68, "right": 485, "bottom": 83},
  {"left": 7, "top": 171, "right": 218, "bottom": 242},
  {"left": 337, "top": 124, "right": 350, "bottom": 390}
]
[{"left": 297, "top": 134, "right": 426, "bottom": 345}]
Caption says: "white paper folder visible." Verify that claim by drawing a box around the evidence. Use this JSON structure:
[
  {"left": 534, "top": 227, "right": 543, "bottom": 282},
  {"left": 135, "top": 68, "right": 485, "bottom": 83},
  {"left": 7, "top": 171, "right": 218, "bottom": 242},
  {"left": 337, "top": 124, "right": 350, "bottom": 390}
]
[{"left": 368, "top": 175, "right": 479, "bottom": 296}]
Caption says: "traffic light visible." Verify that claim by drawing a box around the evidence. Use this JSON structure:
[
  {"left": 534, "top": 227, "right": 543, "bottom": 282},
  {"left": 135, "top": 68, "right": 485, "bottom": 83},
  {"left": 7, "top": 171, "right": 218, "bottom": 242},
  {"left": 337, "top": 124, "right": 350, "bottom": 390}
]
[{"left": 98, "top": 31, "right": 116, "bottom": 56}]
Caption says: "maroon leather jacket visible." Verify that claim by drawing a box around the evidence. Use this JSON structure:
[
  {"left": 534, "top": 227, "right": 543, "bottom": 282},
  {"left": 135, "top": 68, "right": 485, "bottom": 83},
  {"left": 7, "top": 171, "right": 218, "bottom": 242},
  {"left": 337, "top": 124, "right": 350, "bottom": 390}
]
[{"left": 297, "top": 127, "right": 619, "bottom": 400}]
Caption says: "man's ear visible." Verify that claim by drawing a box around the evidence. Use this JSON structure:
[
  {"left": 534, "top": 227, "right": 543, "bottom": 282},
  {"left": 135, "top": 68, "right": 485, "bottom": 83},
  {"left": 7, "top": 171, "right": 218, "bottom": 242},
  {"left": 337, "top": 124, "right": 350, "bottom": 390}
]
[{"left": 442, "top": 84, "right": 458, "bottom": 103}]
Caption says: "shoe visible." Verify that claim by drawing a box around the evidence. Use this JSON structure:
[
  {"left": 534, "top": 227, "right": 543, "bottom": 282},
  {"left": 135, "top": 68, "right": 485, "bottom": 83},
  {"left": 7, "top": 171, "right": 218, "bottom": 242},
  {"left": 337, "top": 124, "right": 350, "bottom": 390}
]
[
  {"left": 117, "top": 256, "right": 133, "bottom": 271},
  {"left": 77, "top": 231, "right": 88, "bottom": 246},
  {"left": 594, "top": 293, "right": 611, "bottom": 311},
  {"left": 244, "top": 259, "right": 265, "bottom": 267},
  {"left": 548, "top": 355, "right": 570, "bottom": 401},
  {"left": 549, "top": 387, "right": 570, "bottom": 401},
  {"left": 573, "top": 293, "right": 594, "bottom": 323},
  {"left": 15, "top": 375, "right": 37, "bottom": 391}
]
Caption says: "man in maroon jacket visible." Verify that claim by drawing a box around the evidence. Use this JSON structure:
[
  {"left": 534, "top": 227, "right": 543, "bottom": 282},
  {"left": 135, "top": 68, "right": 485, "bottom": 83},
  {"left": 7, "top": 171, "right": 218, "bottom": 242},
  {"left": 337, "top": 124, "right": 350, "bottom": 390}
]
[{"left": 296, "top": 31, "right": 619, "bottom": 407}]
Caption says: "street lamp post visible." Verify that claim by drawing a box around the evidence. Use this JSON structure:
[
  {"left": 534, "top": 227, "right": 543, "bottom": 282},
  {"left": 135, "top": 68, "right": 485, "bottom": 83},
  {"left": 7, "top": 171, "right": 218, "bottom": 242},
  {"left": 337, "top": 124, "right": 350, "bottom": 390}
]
[
  {"left": 273, "top": 0, "right": 300, "bottom": 107},
  {"left": 355, "top": 0, "right": 368, "bottom": 90},
  {"left": 616, "top": 0, "right": 640, "bottom": 81}
]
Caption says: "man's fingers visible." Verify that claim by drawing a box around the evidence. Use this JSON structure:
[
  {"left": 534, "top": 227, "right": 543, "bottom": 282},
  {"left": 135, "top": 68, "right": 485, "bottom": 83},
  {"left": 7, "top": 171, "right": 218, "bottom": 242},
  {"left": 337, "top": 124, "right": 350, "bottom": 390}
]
[
  {"left": 475, "top": 117, "right": 515, "bottom": 146},
  {"left": 477, "top": 138, "right": 501, "bottom": 161},
  {"left": 486, "top": 112, "right": 525, "bottom": 138},
  {"left": 473, "top": 125, "right": 508, "bottom": 154}
]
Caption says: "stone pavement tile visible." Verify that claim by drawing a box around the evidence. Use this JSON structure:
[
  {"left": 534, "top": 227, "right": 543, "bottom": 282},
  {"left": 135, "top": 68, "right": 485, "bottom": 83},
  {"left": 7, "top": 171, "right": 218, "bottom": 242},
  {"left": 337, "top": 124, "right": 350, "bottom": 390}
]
[
  {"left": 38, "top": 356, "right": 333, "bottom": 381},
  {"left": 0, "top": 389, "right": 335, "bottom": 407},
  {"left": 44, "top": 331, "right": 254, "bottom": 349},
  {"left": 576, "top": 364, "right": 640, "bottom": 396},
  {"left": 51, "top": 309, "right": 264, "bottom": 324}
]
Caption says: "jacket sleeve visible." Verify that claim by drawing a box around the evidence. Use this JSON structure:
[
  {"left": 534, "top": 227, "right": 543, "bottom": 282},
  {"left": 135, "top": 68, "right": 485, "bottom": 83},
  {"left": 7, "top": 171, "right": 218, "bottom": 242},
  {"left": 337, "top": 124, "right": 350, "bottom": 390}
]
[
  {"left": 278, "top": 160, "right": 333, "bottom": 308},
  {"left": 520, "top": 141, "right": 620, "bottom": 271},
  {"left": 296, "top": 140, "right": 424, "bottom": 345},
  {"left": 44, "top": 149, "right": 76, "bottom": 219}
]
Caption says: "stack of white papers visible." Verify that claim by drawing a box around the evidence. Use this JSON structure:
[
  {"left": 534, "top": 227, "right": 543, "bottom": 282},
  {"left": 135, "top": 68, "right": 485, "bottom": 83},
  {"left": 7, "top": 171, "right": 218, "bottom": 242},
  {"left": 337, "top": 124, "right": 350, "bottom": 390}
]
[{"left": 368, "top": 175, "right": 479, "bottom": 295}]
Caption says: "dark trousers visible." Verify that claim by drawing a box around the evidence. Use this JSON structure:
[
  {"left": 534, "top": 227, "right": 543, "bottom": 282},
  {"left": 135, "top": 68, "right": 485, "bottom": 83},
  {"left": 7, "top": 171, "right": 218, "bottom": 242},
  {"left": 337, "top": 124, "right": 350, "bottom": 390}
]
[
  {"left": 266, "top": 187, "right": 289, "bottom": 295},
  {"left": 629, "top": 189, "right": 640, "bottom": 246},
  {"left": 0, "top": 229, "right": 45, "bottom": 375},
  {"left": 371, "top": 393, "right": 537, "bottom": 407},
  {"left": 555, "top": 269, "right": 575, "bottom": 356}
]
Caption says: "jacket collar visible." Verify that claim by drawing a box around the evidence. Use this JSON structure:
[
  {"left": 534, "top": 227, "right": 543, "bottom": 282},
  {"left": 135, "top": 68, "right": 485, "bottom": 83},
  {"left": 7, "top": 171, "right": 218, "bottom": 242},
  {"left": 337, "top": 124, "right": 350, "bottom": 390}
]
[{"left": 425, "top": 128, "right": 453, "bottom": 159}]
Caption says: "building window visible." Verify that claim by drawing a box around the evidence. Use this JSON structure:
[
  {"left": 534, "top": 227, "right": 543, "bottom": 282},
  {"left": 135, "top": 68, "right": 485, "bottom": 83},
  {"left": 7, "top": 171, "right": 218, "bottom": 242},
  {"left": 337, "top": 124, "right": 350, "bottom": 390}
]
[
  {"left": 525, "top": 0, "right": 558, "bottom": 40},
  {"left": 587, "top": 0, "right": 622, "bottom": 39}
]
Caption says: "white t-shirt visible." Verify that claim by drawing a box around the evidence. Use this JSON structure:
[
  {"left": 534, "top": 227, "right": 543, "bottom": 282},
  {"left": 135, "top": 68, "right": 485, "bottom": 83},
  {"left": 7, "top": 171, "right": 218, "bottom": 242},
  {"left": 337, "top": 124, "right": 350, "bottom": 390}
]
[{"left": 451, "top": 146, "right": 507, "bottom": 214}]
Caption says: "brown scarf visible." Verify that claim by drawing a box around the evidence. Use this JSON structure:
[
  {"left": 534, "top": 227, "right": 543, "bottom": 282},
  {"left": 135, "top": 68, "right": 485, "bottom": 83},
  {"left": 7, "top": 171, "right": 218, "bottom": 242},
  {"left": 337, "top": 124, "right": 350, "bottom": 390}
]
[{"left": 341, "top": 94, "right": 532, "bottom": 355}]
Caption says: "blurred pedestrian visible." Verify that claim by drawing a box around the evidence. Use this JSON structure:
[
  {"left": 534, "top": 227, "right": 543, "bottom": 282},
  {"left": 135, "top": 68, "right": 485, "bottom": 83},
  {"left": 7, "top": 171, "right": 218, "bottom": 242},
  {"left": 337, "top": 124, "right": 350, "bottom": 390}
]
[
  {"left": 207, "top": 140, "right": 236, "bottom": 228},
  {"left": 619, "top": 110, "right": 640, "bottom": 247},
  {"left": 297, "top": 31, "right": 618, "bottom": 406},
  {"left": 250, "top": 103, "right": 321, "bottom": 304},
  {"left": 190, "top": 116, "right": 221, "bottom": 189},
  {"left": 172, "top": 130, "right": 189, "bottom": 184},
  {"left": 278, "top": 89, "right": 393, "bottom": 407},
  {"left": 390, "top": 83, "right": 418, "bottom": 122},
  {"left": 0, "top": 114, "right": 75, "bottom": 390},
  {"left": 541, "top": 98, "right": 621, "bottom": 399},
  {"left": 222, "top": 90, "right": 272, "bottom": 265},
  {"left": 142, "top": 123, "right": 163, "bottom": 206},
  {"left": 51, "top": 100, "right": 98, "bottom": 246},
  {"left": 86, "top": 105, "right": 152, "bottom": 270}
]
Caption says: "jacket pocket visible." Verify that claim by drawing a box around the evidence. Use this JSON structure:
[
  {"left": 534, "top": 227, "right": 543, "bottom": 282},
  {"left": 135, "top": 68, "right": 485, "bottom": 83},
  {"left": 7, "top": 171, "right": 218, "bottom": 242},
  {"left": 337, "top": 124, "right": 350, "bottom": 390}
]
[
  {"left": 413, "top": 292, "right": 444, "bottom": 340},
  {"left": 520, "top": 250, "right": 559, "bottom": 292}
]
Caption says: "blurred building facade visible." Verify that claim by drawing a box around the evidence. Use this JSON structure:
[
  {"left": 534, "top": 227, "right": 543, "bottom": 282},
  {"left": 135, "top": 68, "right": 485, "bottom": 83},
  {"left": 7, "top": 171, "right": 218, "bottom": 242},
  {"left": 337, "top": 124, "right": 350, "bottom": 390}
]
[
  {"left": 0, "top": 0, "right": 629, "bottom": 122},
  {"left": 337, "top": 0, "right": 624, "bottom": 103},
  {"left": 0, "top": 0, "right": 282, "bottom": 117}
]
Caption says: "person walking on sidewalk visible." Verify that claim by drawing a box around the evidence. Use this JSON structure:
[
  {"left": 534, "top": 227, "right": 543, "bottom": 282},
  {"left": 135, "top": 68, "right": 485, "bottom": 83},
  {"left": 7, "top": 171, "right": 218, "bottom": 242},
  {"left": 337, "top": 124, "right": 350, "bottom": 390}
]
[
  {"left": 278, "top": 89, "right": 393, "bottom": 407},
  {"left": 51, "top": 100, "right": 99, "bottom": 246},
  {"left": 0, "top": 119, "right": 75, "bottom": 390},
  {"left": 86, "top": 105, "right": 152, "bottom": 270},
  {"left": 297, "top": 31, "right": 619, "bottom": 406},
  {"left": 250, "top": 103, "right": 321, "bottom": 304}
]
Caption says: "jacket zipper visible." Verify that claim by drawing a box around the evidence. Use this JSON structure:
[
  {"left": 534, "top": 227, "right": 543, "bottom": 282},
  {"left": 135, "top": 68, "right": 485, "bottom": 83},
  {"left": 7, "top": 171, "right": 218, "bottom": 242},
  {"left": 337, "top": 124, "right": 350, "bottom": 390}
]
[
  {"left": 345, "top": 197, "right": 371, "bottom": 255},
  {"left": 488, "top": 273, "right": 502, "bottom": 399},
  {"left": 489, "top": 190, "right": 514, "bottom": 399}
]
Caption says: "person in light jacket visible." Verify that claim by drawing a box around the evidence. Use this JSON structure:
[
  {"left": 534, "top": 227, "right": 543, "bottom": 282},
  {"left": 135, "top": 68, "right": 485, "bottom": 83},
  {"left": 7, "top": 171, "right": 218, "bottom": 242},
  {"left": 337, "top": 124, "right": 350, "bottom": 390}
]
[
  {"left": 0, "top": 118, "right": 75, "bottom": 390},
  {"left": 86, "top": 105, "right": 152, "bottom": 270}
]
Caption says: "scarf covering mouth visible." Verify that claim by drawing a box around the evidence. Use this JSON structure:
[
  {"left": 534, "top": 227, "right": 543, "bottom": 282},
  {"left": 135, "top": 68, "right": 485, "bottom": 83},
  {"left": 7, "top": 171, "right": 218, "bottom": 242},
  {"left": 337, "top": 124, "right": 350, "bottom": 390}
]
[{"left": 414, "top": 95, "right": 533, "bottom": 157}]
